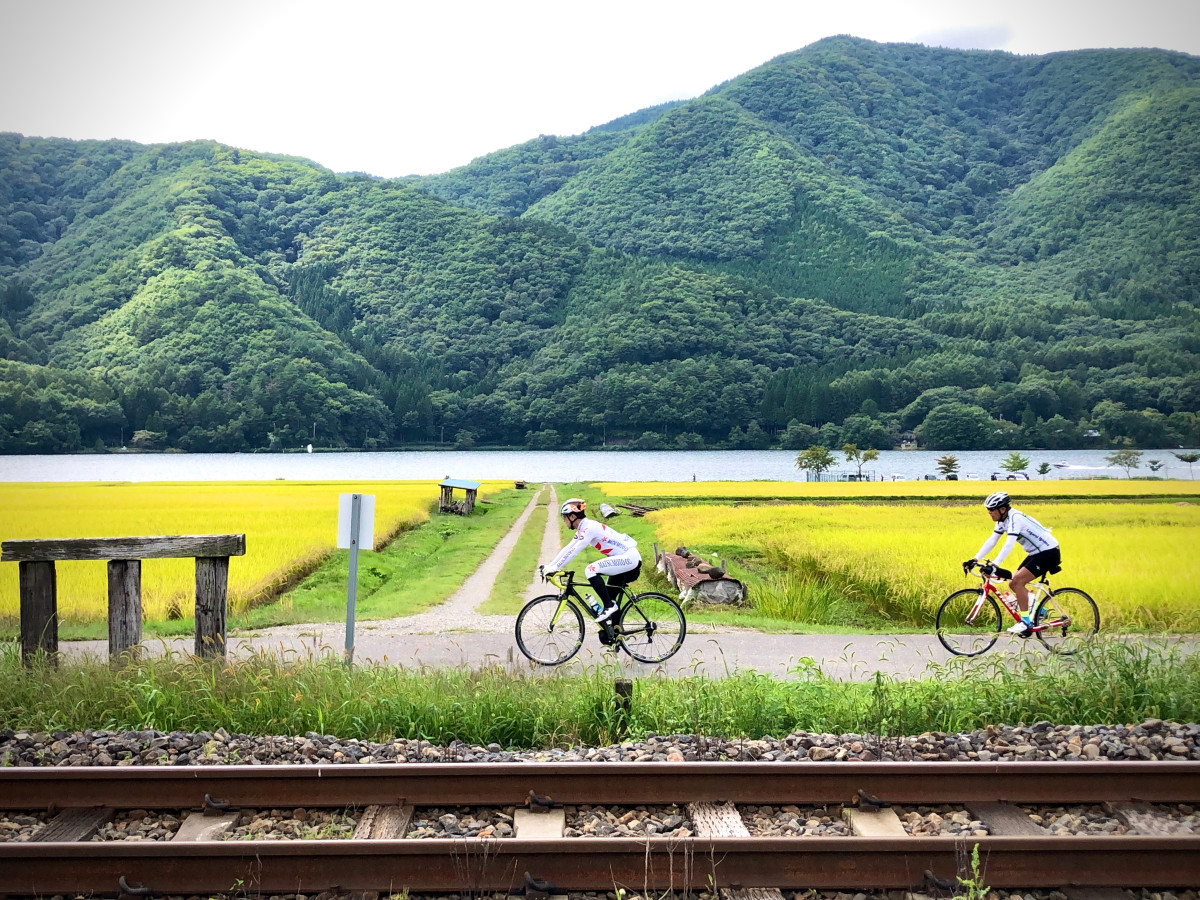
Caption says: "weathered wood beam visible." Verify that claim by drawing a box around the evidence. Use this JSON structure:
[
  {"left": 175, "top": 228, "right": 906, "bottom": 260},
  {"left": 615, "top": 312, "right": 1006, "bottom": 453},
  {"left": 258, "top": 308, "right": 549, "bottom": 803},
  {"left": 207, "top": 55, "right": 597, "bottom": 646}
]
[
  {"left": 107, "top": 559, "right": 142, "bottom": 662},
  {"left": 2, "top": 534, "right": 246, "bottom": 562},
  {"left": 19, "top": 560, "right": 58, "bottom": 665}
]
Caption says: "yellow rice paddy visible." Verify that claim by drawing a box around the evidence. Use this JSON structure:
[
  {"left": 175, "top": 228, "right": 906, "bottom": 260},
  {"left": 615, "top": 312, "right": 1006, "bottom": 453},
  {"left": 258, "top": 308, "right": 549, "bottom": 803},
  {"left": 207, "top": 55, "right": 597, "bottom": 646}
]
[
  {"left": 0, "top": 481, "right": 506, "bottom": 627},
  {"left": 646, "top": 500, "right": 1200, "bottom": 630},
  {"left": 597, "top": 479, "right": 1200, "bottom": 501}
]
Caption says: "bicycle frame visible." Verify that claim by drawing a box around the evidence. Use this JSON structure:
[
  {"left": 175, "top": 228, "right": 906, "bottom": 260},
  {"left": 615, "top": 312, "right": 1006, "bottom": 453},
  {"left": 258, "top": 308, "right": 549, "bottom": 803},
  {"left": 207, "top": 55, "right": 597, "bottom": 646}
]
[
  {"left": 544, "top": 571, "right": 628, "bottom": 627},
  {"left": 965, "top": 561, "right": 1070, "bottom": 633}
]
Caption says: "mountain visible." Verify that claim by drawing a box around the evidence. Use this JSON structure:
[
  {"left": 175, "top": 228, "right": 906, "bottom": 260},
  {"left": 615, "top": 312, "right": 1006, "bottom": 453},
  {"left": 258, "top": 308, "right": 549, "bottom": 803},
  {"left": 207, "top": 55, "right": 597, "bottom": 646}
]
[{"left": 2, "top": 37, "right": 1198, "bottom": 454}]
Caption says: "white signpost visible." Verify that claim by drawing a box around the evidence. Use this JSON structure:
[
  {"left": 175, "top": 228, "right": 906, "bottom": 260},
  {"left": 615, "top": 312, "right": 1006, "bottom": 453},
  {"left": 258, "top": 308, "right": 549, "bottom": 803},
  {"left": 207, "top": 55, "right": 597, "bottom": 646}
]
[{"left": 337, "top": 493, "right": 375, "bottom": 663}]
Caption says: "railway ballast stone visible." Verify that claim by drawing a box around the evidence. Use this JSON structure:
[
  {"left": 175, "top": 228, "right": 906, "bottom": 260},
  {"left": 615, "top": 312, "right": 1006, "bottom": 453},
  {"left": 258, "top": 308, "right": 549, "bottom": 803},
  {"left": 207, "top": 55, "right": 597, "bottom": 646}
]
[{"left": 1, "top": 720, "right": 1198, "bottom": 769}]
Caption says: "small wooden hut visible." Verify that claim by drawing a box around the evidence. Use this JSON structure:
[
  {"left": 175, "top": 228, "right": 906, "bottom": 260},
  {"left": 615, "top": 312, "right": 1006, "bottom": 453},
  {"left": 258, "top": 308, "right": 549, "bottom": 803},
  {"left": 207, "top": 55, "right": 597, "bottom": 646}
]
[{"left": 439, "top": 478, "right": 481, "bottom": 515}]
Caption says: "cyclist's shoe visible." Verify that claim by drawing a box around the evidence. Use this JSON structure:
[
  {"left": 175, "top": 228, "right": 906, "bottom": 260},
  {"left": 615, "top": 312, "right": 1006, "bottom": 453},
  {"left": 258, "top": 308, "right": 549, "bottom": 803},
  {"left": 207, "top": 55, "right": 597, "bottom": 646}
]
[
  {"left": 1007, "top": 618, "right": 1033, "bottom": 637},
  {"left": 595, "top": 603, "right": 618, "bottom": 624}
]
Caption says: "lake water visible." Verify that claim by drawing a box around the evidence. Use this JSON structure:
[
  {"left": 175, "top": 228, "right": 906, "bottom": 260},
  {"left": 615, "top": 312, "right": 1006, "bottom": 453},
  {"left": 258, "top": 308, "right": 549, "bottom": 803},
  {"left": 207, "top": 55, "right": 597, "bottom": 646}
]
[{"left": 0, "top": 449, "right": 1191, "bottom": 483}]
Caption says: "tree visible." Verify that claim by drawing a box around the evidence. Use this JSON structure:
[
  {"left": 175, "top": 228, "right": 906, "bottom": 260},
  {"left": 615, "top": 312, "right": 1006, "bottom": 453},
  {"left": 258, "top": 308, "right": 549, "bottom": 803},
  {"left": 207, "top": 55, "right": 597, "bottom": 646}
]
[
  {"left": 1000, "top": 451, "right": 1030, "bottom": 475},
  {"left": 842, "top": 443, "right": 879, "bottom": 481},
  {"left": 1036, "top": 462, "right": 1052, "bottom": 478},
  {"left": 935, "top": 454, "right": 960, "bottom": 477},
  {"left": 1174, "top": 451, "right": 1200, "bottom": 479},
  {"left": 1105, "top": 449, "right": 1143, "bottom": 478},
  {"left": 919, "top": 403, "right": 994, "bottom": 450},
  {"left": 796, "top": 445, "right": 835, "bottom": 479}
]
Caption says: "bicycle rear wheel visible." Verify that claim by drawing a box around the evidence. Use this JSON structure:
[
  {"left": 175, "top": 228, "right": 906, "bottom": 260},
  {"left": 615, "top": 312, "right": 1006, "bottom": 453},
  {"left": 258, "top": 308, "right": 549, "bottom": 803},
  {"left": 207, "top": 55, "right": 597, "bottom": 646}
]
[
  {"left": 1034, "top": 587, "right": 1099, "bottom": 655},
  {"left": 515, "top": 595, "right": 585, "bottom": 665},
  {"left": 936, "top": 589, "right": 1001, "bottom": 656},
  {"left": 616, "top": 592, "right": 686, "bottom": 663}
]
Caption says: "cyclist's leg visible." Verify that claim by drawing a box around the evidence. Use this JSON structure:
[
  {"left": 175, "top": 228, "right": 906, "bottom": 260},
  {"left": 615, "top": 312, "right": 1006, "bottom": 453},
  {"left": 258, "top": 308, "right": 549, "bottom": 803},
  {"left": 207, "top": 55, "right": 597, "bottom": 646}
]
[
  {"left": 1009, "top": 567, "right": 1035, "bottom": 616},
  {"left": 586, "top": 554, "right": 640, "bottom": 622},
  {"left": 1012, "top": 547, "right": 1060, "bottom": 616}
]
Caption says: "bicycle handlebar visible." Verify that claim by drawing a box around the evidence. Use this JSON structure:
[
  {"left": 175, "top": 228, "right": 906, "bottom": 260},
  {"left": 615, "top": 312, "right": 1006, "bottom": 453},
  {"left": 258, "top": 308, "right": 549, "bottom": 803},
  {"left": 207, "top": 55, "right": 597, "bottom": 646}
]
[
  {"left": 965, "top": 558, "right": 1012, "bottom": 581},
  {"left": 543, "top": 569, "right": 575, "bottom": 591}
]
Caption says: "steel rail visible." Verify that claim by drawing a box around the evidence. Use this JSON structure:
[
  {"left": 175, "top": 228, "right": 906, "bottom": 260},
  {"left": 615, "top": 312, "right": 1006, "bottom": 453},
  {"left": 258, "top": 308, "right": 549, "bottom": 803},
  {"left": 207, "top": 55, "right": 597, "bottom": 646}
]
[
  {"left": 3, "top": 836, "right": 1199, "bottom": 894},
  {"left": 2, "top": 760, "right": 1199, "bottom": 809}
]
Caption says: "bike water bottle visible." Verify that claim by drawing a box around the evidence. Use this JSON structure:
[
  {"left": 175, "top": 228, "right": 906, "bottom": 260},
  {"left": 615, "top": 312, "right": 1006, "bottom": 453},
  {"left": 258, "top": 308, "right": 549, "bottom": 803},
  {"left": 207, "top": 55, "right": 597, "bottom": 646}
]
[{"left": 588, "top": 596, "right": 604, "bottom": 616}]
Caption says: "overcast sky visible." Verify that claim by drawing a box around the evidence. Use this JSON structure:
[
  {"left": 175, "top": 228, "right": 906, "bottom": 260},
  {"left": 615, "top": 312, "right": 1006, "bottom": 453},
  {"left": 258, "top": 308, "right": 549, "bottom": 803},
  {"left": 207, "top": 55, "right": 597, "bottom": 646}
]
[{"left": 2, "top": 0, "right": 1197, "bottom": 178}]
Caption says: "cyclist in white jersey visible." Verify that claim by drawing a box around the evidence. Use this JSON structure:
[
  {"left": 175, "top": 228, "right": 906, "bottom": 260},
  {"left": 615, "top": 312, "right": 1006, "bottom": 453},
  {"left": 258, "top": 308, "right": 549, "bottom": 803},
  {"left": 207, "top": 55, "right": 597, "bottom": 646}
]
[
  {"left": 963, "top": 491, "right": 1062, "bottom": 636},
  {"left": 540, "top": 498, "right": 641, "bottom": 624}
]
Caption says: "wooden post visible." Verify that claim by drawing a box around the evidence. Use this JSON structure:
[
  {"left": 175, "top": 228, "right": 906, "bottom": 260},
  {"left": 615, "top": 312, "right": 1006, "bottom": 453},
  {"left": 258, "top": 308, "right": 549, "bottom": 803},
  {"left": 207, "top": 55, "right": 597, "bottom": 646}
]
[
  {"left": 18, "top": 560, "right": 58, "bottom": 666},
  {"left": 194, "top": 556, "right": 229, "bottom": 658},
  {"left": 107, "top": 559, "right": 142, "bottom": 662}
]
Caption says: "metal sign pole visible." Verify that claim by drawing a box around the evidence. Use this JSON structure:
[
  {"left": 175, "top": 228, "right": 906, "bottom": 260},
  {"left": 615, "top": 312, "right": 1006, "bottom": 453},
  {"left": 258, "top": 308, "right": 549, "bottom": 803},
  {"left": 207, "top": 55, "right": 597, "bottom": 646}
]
[{"left": 345, "top": 493, "right": 361, "bottom": 665}]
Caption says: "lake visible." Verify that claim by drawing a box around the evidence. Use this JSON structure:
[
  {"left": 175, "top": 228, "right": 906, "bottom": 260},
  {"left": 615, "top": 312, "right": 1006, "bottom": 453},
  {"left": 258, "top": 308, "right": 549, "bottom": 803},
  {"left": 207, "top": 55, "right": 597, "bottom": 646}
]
[{"left": 0, "top": 449, "right": 1191, "bottom": 483}]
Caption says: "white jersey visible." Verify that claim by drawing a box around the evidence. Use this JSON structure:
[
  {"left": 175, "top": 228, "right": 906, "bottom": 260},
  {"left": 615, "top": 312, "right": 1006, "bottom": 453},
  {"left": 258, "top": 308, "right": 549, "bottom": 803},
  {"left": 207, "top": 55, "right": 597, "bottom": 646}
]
[
  {"left": 548, "top": 518, "right": 639, "bottom": 572},
  {"left": 975, "top": 508, "right": 1058, "bottom": 565}
]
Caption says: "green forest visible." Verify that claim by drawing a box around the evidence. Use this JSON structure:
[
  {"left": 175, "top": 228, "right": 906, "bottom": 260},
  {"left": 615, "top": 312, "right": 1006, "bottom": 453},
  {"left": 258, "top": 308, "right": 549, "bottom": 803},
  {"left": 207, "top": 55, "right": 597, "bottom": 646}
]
[{"left": 2, "top": 36, "right": 1198, "bottom": 453}]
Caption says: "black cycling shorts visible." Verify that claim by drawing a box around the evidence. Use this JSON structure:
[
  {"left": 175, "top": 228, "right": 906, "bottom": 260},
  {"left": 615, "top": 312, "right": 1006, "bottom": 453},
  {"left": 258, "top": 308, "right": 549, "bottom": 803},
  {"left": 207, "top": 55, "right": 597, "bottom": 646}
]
[{"left": 1021, "top": 547, "right": 1061, "bottom": 577}]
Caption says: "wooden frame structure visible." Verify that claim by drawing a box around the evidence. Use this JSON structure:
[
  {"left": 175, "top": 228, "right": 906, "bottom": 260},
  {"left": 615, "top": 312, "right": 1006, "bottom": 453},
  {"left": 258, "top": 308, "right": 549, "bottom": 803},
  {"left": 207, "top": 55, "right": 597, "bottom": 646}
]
[
  {"left": 438, "top": 478, "right": 481, "bottom": 515},
  {"left": 1, "top": 534, "right": 246, "bottom": 665}
]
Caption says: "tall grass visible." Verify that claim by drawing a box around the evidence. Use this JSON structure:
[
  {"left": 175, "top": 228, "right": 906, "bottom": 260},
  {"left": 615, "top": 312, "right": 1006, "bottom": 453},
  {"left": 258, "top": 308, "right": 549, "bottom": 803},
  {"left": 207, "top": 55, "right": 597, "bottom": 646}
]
[
  {"left": 645, "top": 501, "right": 1200, "bottom": 630},
  {"left": 0, "top": 481, "right": 509, "bottom": 629},
  {"left": 3, "top": 639, "right": 1197, "bottom": 745}
]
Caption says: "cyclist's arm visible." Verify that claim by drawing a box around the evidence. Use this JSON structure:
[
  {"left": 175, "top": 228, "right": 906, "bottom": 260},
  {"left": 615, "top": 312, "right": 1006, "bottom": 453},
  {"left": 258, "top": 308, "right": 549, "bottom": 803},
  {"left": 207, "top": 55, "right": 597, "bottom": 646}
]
[
  {"left": 991, "top": 533, "right": 1018, "bottom": 566},
  {"left": 974, "top": 529, "right": 1001, "bottom": 561},
  {"left": 547, "top": 532, "right": 587, "bottom": 572}
]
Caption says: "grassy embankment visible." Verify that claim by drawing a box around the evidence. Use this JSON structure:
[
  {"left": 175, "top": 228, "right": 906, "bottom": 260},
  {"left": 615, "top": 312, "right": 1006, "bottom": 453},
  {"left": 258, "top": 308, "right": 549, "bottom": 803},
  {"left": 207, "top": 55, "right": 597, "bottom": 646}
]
[
  {"left": 3, "top": 638, "right": 1198, "bottom": 745},
  {"left": 0, "top": 480, "right": 520, "bottom": 638},
  {"left": 480, "top": 486, "right": 552, "bottom": 614},
  {"left": 590, "top": 480, "right": 1200, "bottom": 633}
]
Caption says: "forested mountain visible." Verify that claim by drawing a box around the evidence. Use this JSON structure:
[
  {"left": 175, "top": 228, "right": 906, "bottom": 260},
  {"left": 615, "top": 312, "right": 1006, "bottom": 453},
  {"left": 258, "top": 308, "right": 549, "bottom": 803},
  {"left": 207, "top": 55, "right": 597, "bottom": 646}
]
[{"left": 2, "top": 36, "right": 1198, "bottom": 453}]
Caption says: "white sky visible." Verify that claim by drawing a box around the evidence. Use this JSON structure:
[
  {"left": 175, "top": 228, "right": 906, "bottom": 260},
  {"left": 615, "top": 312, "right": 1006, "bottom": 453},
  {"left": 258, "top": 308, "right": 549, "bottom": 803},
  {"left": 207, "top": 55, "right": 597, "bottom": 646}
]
[{"left": 2, "top": 0, "right": 1198, "bottom": 178}]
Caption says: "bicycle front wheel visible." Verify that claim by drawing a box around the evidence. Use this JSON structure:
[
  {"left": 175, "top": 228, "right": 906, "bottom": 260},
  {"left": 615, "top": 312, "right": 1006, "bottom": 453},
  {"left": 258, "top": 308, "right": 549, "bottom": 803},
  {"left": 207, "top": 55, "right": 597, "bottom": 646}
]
[
  {"left": 515, "top": 595, "right": 585, "bottom": 665},
  {"left": 1035, "top": 587, "right": 1099, "bottom": 655},
  {"left": 617, "top": 592, "right": 686, "bottom": 663},
  {"left": 936, "top": 589, "right": 1001, "bottom": 657}
]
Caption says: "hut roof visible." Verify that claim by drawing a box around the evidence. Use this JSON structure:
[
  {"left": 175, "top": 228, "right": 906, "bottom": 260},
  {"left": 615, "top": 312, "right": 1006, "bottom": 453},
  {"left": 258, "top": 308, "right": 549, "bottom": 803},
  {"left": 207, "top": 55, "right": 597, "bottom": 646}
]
[{"left": 440, "top": 478, "right": 482, "bottom": 491}]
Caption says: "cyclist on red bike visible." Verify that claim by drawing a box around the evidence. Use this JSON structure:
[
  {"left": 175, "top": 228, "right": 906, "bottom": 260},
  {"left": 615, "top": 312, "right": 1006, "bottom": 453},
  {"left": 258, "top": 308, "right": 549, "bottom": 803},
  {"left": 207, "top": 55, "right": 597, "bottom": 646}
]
[
  {"left": 962, "top": 491, "right": 1061, "bottom": 637},
  {"left": 540, "top": 498, "right": 641, "bottom": 624}
]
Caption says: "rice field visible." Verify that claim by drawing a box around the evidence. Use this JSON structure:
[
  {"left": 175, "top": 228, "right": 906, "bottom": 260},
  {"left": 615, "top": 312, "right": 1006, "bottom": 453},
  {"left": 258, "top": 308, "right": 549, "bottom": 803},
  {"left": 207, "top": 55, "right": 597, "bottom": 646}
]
[
  {"left": 645, "top": 500, "right": 1200, "bottom": 631},
  {"left": 596, "top": 479, "right": 1200, "bottom": 501},
  {"left": 0, "top": 481, "right": 507, "bottom": 628}
]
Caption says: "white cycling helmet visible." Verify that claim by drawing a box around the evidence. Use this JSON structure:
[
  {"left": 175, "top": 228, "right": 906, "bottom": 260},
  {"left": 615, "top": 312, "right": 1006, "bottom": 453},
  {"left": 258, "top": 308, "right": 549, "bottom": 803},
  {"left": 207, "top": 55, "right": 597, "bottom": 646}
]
[
  {"left": 560, "top": 498, "right": 586, "bottom": 517},
  {"left": 984, "top": 491, "right": 1010, "bottom": 510}
]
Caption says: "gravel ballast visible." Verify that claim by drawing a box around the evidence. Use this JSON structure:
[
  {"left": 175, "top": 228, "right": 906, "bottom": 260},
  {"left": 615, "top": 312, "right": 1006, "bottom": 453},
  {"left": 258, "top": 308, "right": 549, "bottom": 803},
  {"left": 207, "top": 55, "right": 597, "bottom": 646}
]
[{"left": 2, "top": 719, "right": 1198, "bottom": 768}]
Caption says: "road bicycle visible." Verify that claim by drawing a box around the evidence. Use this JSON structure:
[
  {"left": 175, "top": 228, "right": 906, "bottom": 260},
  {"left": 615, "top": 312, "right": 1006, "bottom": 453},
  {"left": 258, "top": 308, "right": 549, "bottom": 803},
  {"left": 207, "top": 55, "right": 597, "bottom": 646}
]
[
  {"left": 935, "top": 559, "right": 1099, "bottom": 657},
  {"left": 514, "top": 570, "right": 687, "bottom": 665}
]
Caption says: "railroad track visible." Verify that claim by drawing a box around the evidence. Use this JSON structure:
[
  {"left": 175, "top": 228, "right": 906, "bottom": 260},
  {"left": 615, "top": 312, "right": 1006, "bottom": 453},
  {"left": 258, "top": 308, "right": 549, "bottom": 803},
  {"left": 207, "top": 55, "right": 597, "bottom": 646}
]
[{"left": 2, "top": 761, "right": 1199, "bottom": 896}]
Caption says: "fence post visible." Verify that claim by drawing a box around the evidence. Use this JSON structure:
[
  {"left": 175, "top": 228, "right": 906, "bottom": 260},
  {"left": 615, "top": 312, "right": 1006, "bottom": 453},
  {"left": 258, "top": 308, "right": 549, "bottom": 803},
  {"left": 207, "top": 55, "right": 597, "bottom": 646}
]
[
  {"left": 18, "top": 560, "right": 58, "bottom": 667},
  {"left": 107, "top": 559, "right": 142, "bottom": 662},
  {"left": 194, "top": 556, "right": 229, "bottom": 658}
]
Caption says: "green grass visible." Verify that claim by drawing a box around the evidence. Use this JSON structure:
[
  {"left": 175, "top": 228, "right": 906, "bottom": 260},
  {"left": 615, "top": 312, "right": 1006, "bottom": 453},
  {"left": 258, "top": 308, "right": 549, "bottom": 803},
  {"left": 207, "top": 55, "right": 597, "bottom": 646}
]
[
  {"left": 480, "top": 487, "right": 550, "bottom": 614},
  {"left": 2, "top": 638, "right": 1197, "bottom": 747},
  {"left": 232, "top": 489, "right": 530, "bottom": 630}
]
